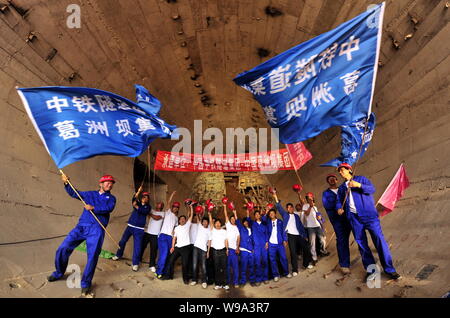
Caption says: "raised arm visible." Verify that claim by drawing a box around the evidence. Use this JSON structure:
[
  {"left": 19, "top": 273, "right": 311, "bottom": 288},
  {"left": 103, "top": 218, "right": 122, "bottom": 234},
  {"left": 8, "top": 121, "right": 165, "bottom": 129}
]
[
  {"left": 166, "top": 190, "right": 176, "bottom": 209},
  {"left": 223, "top": 204, "right": 229, "bottom": 223},
  {"left": 208, "top": 211, "right": 214, "bottom": 230},
  {"left": 188, "top": 205, "right": 193, "bottom": 222}
]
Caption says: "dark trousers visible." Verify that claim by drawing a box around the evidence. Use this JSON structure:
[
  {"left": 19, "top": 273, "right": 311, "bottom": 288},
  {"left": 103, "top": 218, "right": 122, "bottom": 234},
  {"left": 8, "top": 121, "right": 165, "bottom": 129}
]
[
  {"left": 140, "top": 233, "right": 158, "bottom": 267},
  {"left": 287, "top": 234, "right": 312, "bottom": 271},
  {"left": 192, "top": 246, "right": 207, "bottom": 283},
  {"left": 116, "top": 226, "right": 144, "bottom": 266},
  {"left": 206, "top": 251, "right": 215, "bottom": 285},
  {"left": 212, "top": 248, "right": 227, "bottom": 286},
  {"left": 166, "top": 245, "right": 192, "bottom": 282}
]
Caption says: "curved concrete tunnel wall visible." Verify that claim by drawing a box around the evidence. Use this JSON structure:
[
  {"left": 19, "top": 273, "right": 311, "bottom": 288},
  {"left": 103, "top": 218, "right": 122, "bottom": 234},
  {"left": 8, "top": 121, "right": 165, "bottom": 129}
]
[{"left": 0, "top": 0, "right": 448, "bottom": 297}]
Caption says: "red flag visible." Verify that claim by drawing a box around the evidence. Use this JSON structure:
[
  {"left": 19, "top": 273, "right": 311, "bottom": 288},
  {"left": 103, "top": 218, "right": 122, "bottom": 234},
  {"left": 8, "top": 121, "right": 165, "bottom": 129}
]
[
  {"left": 378, "top": 164, "right": 410, "bottom": 217},
  {"left": 286, "top": 141, "right": 313, "bottom": 170}
]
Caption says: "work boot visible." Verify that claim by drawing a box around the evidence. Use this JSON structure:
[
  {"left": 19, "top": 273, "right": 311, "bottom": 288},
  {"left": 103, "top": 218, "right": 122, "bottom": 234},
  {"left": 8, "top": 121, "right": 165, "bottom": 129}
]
[
  {"left": 386, "top": 272, "right": 401, "bottom": 280},
  {"left": 47, "top": 275, "right": 60, "bottom": 282},
  {"left": 340, "top": 267, "right": 350, "bottom": 275},
  {"left": 263, "top": 280, "right": 270, "bottom": 285},
  {"left": 81, "top": 287, "right": 92, "bottom": 296},
  {"left": 250, "top": 282, "right": 257, "bottom": 287},
  {"left": 201, "top": 283, "right": 207, "bottom": 289},
  {"left": 132, "top": 265, "right": 139, "bottom": 272},
  {"left": 111, "top": 255, "right": 119, "bottom": 261}
]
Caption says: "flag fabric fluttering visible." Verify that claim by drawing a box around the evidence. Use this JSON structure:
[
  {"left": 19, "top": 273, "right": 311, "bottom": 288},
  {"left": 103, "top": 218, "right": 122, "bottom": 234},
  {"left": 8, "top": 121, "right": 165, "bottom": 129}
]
[
  {"left": 321, "top": 112, "right": 376, "bottom": 167},
  {"left": 286, "top": 141, "right": 313, "bottom": 170},
  {"left": 233, "top": 3, "right": 385, "bottom": 144},
  {"left": 17, "top": 86, "right": 177, "bottom": 169},
  {"left": 135, "top": 84, "right": 162, "bottom": 116},
  {"left": 377, "top": 163, "right": 410, "bottom": 216}
]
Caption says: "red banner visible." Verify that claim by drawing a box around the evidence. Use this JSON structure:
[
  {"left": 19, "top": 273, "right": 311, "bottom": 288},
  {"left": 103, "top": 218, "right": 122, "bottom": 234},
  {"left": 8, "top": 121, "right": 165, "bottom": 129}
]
[{"left": 154, "top": 142, "right": 312, "bottom": 172}]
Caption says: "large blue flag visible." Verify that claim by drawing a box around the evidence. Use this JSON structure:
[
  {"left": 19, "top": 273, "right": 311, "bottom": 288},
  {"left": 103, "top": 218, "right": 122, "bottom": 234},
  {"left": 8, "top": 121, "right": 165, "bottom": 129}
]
[
  {"left": 135, "top": 84, "right": 162, "bottom": 116},
  {"left": 233, "top": 3, "right": 385, "bottom": 144},
  {"left": 321, "top": 113, "right": 376, "bottom": 167},
  {"left": 17, "top": 86, "right": 177, "bottom": 168}
]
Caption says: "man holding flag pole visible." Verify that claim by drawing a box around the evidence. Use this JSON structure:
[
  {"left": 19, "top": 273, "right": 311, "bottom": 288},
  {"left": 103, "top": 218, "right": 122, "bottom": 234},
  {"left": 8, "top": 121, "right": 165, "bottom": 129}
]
[{"left": 15, "top": 85, "right": 176, "bottom": 295}]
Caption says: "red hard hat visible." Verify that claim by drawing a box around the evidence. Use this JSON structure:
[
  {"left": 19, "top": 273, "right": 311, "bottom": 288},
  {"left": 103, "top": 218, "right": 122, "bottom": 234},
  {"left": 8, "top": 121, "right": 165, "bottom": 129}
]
[
  {"left": 99, "top": 175, "right": 115, "bottom": 183},
  {"left": 268, "top": 187, "right": 276, "bottom": 194},
  {"left": 306, "top": 192, "right": 314, "bottom": 198},
  {"left": 156, "top": 202, "right": 164, "bottom": 210},
  {"left": 338, "top": 163, "right": 353, "bottom": 171},
  {"left": 195, "top": 205, "right": 204, "bottom": 214},
  {"left": 184, "top": 198, "right": 193, "bottom": 205},
  {"left": 142, "top": 192, "right": 150, "bottom": 197},
  {"left": 222, "top": 197, "right": 229, "bottom": 205},
  {"left": 172, "top": 202, "right": 181, "bottom": 208},
  {"left": 207, "top": 203, "right": 215, "bottom": 212},
  {"left": 227, "top": 201, "right": 235, "bottom": 210},
  {"left": 292, "top": 184, "right": 302, "bottom": 192},
  {"left": 266, "top": 203, "right": 274, "bottom": 210},
  {"left": 326, "top": 174, "right": 338, "bottom": 182},
  {"left": 246, "top": 202, "right": 255, "bottom": 210},
  {"left": 206, "top": 199, "right": 212, "bottom": 205}
]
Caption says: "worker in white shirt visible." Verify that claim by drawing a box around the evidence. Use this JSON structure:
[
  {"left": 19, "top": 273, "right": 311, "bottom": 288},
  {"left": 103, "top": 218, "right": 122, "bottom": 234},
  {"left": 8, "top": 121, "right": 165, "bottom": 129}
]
[
  {"left": 165, "top": 205, "right": 194, "bottom": 284},
  {"left": 190, "top": 213, "right": 211, "bottom": 289},
  {"left": 302, "top": 193, "right": 328, "bottom": 264},
  {"left": 155, "top": 191, "right": 179, "bottom": 278},
  {"left": 140, "top": 201, "right": 164, "bottom": 273},
  {"left": 224, "top": 203, "right": 240, "bottom": 288},
  {"left": 207, "top": 212, "right": 229, "bottom": 290}
]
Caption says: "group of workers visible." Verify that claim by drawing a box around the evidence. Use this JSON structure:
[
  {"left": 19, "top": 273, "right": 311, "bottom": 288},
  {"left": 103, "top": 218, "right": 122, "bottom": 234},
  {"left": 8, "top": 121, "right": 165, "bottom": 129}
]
[{"left": 46, "top": 162, "right": 400, "bottom": 295}]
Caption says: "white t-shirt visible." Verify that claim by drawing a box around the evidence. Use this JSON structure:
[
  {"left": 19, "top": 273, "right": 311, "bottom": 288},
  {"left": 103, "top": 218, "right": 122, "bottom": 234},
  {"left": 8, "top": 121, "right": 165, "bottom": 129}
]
[
  {"left": 225, "top": 221, "right": 240, "bottom": 250},
  {"left": 159, "top": 210, "right": 178, "bottom": 236},
  {"left": 146, "top": 210, "right": 165, "bottom": 235},
  {"left": 330, "top": 188, "right": 339, "bottom": 195},
  {"left": 269, "top": 219, "right": 278, "bottom": 244},
  {"left": 302, "top": 204, "right": 321, "bottom": 228},
  {"left": 286, "top": 214, "right": 299, "bottom": 235},
  {"left": 194, "top": 225, "right": 211, "bottom": 252},
  {"left": 345, "top": 181, "right": 357, "bottom": 213},
  {"left": 174, "top": 220, "right": 191, "bottom": 248},
  {"left": 210, "top": 228, "right": 227, "bottom": 250},
  {"left": 190, "top": 223, "right": 199, "bottom": 244}
]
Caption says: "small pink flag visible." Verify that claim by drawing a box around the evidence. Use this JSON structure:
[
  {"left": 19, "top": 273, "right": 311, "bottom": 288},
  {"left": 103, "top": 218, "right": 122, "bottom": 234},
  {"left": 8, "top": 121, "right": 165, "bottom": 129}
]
[
  {"left": 286, "top": 141, "right": 313, "bottom": 170},
  {"left": 378, "top": 163, "right": 410, "bottom": 217}
]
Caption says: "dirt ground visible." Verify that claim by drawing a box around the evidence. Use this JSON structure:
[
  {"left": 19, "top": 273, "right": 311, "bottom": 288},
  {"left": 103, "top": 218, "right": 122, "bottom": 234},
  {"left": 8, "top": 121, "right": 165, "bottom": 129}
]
[{"left": 1, "top": 239, "right": 444, "bottom": 299}]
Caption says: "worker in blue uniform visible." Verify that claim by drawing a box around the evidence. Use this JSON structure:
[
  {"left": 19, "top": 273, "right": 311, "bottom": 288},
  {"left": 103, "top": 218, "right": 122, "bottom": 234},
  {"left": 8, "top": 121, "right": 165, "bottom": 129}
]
[
  {"left": 335, "top": 163, "right": 401, "bottom": 281},
  {"left": 234, "top": 209, "right": 256, "bottom": 287},
  {"left": 223, "top": 204, "right": 240, "bottom": 288},
  {"left": 272, "top": 190, "right": 313, "bottom": 273},
  {"left": 322, "top": 174, "right": 352, "bottom": 274},
  {"left": 245, "top": 208, "right": 269, "bottom": 285},
  {"left": 112, "top": 186, "right": 151, "bottom": 271},
  {"left": 266, "top": 208, "right": 291, "bottom": 282},
  {"left": 47, "top": 174, "right": 117, "bottom": 296}
]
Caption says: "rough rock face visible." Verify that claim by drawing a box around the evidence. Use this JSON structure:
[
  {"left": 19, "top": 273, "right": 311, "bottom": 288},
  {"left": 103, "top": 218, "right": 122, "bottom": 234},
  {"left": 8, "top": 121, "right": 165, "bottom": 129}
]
[{"left": 0, "top": 0, "right": 448, "bottom": 297}]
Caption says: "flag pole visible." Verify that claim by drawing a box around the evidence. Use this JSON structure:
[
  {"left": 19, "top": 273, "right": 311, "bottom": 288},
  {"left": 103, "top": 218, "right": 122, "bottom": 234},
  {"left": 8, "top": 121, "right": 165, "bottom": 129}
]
[{"left": 59, "top": 169, "right": 120, "bottom": 249}]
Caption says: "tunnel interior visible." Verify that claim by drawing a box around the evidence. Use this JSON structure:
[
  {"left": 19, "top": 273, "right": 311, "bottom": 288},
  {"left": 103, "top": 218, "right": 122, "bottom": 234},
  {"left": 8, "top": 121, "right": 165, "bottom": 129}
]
[{"left": 0, "top": 0, "right": 449, "bottom": 298}]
